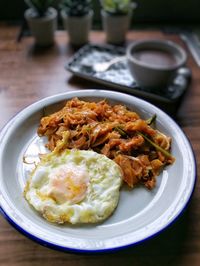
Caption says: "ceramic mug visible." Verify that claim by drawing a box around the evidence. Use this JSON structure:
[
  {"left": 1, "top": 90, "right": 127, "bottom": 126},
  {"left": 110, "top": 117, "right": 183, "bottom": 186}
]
[{"left": 126, "top": 39, "right": 187, "bottom": 88}]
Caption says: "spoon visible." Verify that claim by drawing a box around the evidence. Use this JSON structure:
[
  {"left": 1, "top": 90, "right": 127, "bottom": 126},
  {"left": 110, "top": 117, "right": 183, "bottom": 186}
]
[{"left": 83, "top": 56, "right": 126, "bottom": 72}]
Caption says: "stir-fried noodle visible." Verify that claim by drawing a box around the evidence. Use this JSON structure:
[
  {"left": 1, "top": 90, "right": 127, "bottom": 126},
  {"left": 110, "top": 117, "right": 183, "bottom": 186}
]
[{"left": 38, "top": 98, "right": 175, "bottom": 189}]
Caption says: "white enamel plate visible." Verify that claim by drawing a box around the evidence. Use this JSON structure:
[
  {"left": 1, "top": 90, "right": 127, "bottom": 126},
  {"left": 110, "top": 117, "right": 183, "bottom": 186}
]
[{"left": 0, "top": 90, "right": 196, "bottom": 253}]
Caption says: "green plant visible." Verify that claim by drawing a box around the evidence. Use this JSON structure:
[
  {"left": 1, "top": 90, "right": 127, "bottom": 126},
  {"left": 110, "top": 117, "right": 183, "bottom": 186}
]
[
  {"left": 60, "top": 0, "right": 92, "bottom": 16},
  {"left": 100, "top": 0, "right": 133, "bottom": 15},
  {"left": 25, "top": 0, "right": 54, "bottom": 17}
]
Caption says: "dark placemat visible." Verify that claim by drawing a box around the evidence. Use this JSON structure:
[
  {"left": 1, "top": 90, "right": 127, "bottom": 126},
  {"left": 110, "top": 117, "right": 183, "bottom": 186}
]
[{"left": 65, "top": 44, "right": 191, "bottom": 114}]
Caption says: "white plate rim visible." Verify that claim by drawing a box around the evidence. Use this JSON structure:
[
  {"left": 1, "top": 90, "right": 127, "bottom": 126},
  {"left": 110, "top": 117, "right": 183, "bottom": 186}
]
[{"left": 0, "top": 90, "right": 197, "bottom": 253}]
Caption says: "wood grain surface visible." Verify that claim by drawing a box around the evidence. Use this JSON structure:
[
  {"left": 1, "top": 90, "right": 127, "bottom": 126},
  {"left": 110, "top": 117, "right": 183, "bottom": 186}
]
[{"left": 0, "top": 24, "right": 199, "bottom": 266}]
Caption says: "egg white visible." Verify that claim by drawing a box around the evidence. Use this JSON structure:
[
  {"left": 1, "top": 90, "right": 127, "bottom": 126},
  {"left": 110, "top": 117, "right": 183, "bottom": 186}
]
[{"left": 24, "top": 149, "right": 122, "bottom": 224}]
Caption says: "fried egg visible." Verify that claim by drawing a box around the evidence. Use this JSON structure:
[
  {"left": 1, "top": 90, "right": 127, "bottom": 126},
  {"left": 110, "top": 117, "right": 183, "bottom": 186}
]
[{"left": 24, "top": 149, "right": 122, "bottom": 224}]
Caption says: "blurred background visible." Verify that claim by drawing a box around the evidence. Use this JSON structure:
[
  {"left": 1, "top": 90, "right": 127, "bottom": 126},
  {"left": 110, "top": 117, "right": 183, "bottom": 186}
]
[{"left": 0, "top": 0, "right": 200, "bottom": 27}]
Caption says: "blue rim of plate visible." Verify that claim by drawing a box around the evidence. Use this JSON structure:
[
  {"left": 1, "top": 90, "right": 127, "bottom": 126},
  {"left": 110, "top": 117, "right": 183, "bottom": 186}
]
[
  {"left": 0, "top": 90, "right": 197, "bottom": 253},
  {"left": 0, "top": 170, "right": 197, "bottom": 254}
]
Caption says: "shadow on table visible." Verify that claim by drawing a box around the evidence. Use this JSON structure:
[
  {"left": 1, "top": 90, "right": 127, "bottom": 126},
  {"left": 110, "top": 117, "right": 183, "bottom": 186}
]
[
  {"left": 9, "top": 187, "right": 195, "bottom": 266},
  {"left": 31, "top": 201, "right": 193, "bottom": 266},
  {"left": 94, "top": 202, "right": 194, "bottom": 266},
  {"left": 25, "top": 41, "right": 84, "bottom": 59},
  {"left": 67, "top": 75, "right": 185, "bottom": 117}
]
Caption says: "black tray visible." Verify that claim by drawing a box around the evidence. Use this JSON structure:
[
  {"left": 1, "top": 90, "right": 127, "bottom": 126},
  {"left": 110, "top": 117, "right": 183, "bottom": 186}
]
[{"left": 65, "top": 44, "right": 191, "bottom": 114}]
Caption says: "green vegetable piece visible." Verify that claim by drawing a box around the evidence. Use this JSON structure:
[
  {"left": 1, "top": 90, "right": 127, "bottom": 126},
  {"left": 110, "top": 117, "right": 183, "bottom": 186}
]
[
  {"left": 146, "top": 114, "right": 157, "bottom": 125},
  {"left": 138, "top": 132, "right": 173, "bottom": 159},
  {"left": 114, "top": 126, "right": 128, "bottom": 137}
]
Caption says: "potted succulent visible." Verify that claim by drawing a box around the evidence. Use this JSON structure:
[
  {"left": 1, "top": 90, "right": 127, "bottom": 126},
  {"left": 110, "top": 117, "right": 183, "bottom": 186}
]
[
  {"left": 100, "top": 0, "right": 137, "bottom": 44},
  {"left": 24, "top": 0, "right": 57, "bottom": 46},
  {"left": 60, "top": 0, "right": 93, "bottom": 46}
]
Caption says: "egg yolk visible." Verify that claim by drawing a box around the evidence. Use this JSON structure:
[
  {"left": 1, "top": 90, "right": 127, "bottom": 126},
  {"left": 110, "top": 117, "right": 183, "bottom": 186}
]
[{"left": 48, "top": 165, "right": 89, "bottom": 204}]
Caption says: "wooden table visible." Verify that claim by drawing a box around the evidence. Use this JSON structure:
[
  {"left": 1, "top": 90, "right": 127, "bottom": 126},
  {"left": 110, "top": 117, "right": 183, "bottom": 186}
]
[{"left": 0, "top": 25, "right": 199, "bottom": 266}]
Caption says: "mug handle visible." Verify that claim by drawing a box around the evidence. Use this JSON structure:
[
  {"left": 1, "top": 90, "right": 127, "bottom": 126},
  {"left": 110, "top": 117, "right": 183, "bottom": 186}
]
[{"left": 168, "top": 67, "right": 192, "bottom": 99}]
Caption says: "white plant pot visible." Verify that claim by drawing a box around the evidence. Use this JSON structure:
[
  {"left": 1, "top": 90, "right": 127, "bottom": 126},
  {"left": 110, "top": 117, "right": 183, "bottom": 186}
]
[
  {"left": 25, "top": 7, "right": 57, "bottom": 47},
  {"left": 101, "top": 9, "right": 133, "bottom": 44},
  {"left": 61, "top": 10, "right": 93, "bottom": 46}
]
